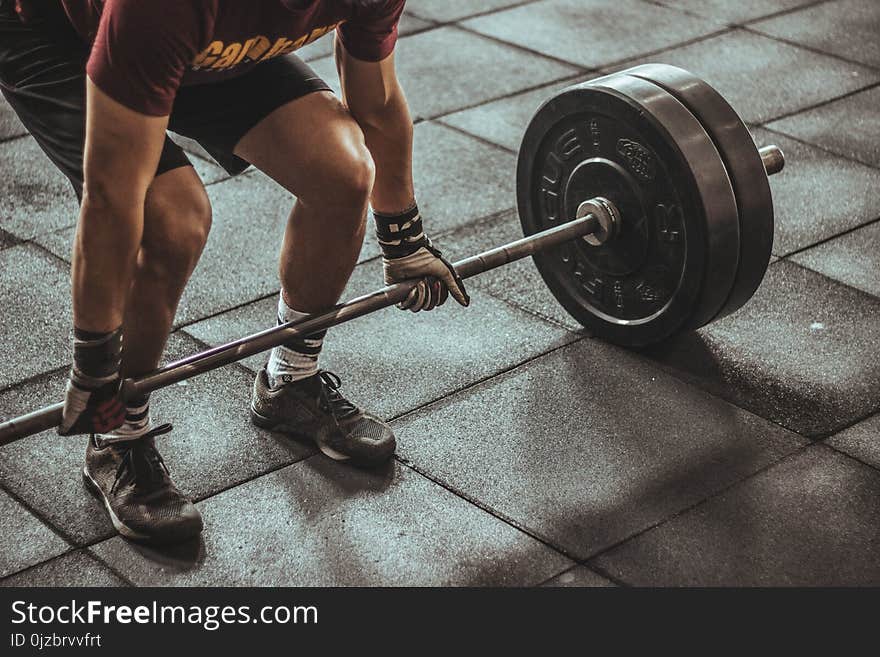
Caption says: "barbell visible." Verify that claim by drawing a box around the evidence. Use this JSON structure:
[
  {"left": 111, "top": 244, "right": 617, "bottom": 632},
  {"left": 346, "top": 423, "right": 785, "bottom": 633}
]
[{"left": 0, "top": 64, "right": 783, "bottom": 445}]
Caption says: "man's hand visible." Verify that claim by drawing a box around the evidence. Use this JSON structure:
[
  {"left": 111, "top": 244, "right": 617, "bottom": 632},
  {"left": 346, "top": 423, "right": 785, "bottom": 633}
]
[
  {"left": 58, "top": 373, "right": 126, "bottom": 436},
  {"left": 383, "top": 239, "right": 470, "bottom": 311},
  {"left": 335, "top": 33, "right": 469, "bottom": 311},
  {"left": 375, "top": 204, "right": 469, "bottom": 312}
]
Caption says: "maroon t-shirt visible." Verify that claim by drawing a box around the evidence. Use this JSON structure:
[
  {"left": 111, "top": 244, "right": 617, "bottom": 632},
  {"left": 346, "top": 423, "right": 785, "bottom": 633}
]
[{"left": 16, "top": 0, "right": 405, "bottom": 116}]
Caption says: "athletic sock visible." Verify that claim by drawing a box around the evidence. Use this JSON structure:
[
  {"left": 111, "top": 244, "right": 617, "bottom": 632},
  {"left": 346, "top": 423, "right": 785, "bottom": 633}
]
[
  {"left": 96, "top": 394, "right": 153, "bottom": 445},
  {"left": 267, "top": 293, "right": 326, "bottom": 387}
]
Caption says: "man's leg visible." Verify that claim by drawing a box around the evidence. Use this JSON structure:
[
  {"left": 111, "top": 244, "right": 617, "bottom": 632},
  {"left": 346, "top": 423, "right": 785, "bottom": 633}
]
[
  {"left": 113, "top": 166, "right": 212, "bottom": 436},
  {"left": 0, "top": 3, "right": 207, "bottom": 541},
  {"left": 123, "top": 166, "right": 212, "bottom": 378},
  {"left": 235, "top": 91, "right": 371, "bottom": 314},
  {"left": 236, "top": 90, "right": 371, "bottom": 390},
  {"left": 233, "top": 90, "right": 395, "bottom": 466},
  {"left": 80, "top": 166, "right": 209, "bottom": 544}
]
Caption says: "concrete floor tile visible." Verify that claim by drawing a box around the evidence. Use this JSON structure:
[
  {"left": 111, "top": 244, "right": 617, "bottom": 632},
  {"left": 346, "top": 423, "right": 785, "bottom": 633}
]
[
  {"left": 0, "top": 137, "right": 79, "bottom": 240},
  {"left": 610, "top": 29, "right": 880, "bottom": 124},
  {"left": 1, "top": 550, "right": 126, "bottom": 587},
  {"left": 406, "top": 0, "right": 527, "bottom": 22},
  {"left": 767, "top": 86, "right": 880, "bottom": 169},
  {"left": 31, "top": 226, "right": 75, "bottom": 262},
  {"left": 411, "top": 122, "right": 517, "bottom": 236},
  {"left": 752, "top": 0, "right": 880, "bottom": 68},
  {"left": 440, "top": 76, "right": 586, "bottom": 152},
  {"left": 541, "top": 565, "right": 615, "bottom": 587},
  {"left": 310, "top": 26, "right": 579, "bottom": 120},
  {"left": 0, "top": 135, "right": 225, "bottom": 243},
  {"left": 185, "top": 257, "right": 576, "bottom": 420},
  {"left": 0, "top": 228, "right": 18, "bottom": 251},
  {"left": 656, "top": 0, "right": 821, "bottom": 24},
  {"left": 645, "top": 261, "right": 880, "bottom": 438},
  {"left": 90, "top": 458, "right": 573, "bottom": 586},
  {"left": 0, "top": 490, "right": 68, "bottom": 579},
  {"left": 791, "top": 220, "right": 880, "bottom": 298},
  {"left": 2, "top": 0, "right": 878, "bottom": 588},
  {"left": 463, "top": 0, "right": 725, "bottom": 69},
  {"left": 752, "top": 128, "right": 880, "bottom": 256},
  {"left": 0, "top": 245, "right": 71, "bottom": 390},
  {"left": 296, "top": 12, "right": 432, "bottom": 61},
  {"left": 439, "top": 210, "right": 583, "bottom": 330},
  {"left": 393, "top": 339, "right": 805, "bottom": 559},
  {"left": 167, "top": 132, "right": 216, "bottom": 165},
  {"left": 593, "top": 446, "right": 880, "bottom": 585},
  {"left": 0, "top": 333, "right": 311, "bottom": 545},
  {"left": 827, "top": 413, "right": 880, "bottom": 471},
  {"left": 166, "top": 144, "right": 230, "bottom": 185},
  {"left": 175, "top": 171, "right": 291, "bottom": 325}
]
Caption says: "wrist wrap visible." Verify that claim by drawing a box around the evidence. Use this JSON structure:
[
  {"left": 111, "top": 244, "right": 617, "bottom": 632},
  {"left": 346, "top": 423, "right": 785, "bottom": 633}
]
[{"left": 373, "top": 203, "right": 427, "bottom": 258}]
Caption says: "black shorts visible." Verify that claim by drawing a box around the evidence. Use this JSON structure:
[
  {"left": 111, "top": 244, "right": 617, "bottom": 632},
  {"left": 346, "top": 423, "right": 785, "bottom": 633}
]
[{"left": 0, "top": 0, "right": 331, "bottom": 198}]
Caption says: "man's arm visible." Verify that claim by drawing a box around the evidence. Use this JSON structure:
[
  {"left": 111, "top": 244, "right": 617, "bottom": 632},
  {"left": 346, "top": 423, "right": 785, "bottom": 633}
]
[
  {"left": 74, "top": 77, "right": 169, "bottom": 332},
  {"left": 335, "top": 37, "right": 468, "bottom": 311},
  {"left": 334, "top": 37, "right": 413, "bottom": 214}
]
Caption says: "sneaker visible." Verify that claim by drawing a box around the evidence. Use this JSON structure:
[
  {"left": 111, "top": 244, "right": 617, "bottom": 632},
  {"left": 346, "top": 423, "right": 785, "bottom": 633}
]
[
  {"left": 251, "top": 369, "right": 396, "bottom": 467},
  {"left": 82, "top": 424, "right": 203, "bottom": 544}
]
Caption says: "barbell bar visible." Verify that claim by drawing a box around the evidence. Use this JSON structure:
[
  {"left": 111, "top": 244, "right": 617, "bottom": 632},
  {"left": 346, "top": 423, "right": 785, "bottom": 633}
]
[
  {"left": 0, "top": 63, "right": 785, "bottom": 445},
  {"left": 0, "top": 211, "right": 605, "bottom": 445}
]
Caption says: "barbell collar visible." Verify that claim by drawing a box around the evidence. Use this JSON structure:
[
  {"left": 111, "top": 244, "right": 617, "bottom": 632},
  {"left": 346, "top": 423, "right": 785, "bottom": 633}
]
[{"left": 576, "top": 197, "right": 620, "bottom": 246}]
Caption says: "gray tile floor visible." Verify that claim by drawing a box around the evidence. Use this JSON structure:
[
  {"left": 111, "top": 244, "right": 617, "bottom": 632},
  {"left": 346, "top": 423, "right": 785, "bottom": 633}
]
[{"left": 1, "top": 0, "right": 878, "bottom": 587}]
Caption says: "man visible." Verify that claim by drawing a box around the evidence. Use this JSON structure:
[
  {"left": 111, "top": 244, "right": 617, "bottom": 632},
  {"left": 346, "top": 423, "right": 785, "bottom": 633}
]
[{"left": 0, "top": 0, "right": 468, "bottom": 544}]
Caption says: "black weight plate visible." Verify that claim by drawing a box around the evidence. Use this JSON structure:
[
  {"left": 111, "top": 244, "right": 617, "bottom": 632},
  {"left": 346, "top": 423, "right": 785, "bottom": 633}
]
[
  {"left": 624, "top": 64, "right": 774, "bottom": 324},
  {"left": 517, "top": 74, "right": 739, "bottom": 347}
]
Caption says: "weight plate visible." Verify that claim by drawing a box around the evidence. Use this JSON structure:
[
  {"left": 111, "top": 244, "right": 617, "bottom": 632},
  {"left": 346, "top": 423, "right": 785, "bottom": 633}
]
[
  {"left": 517, "top": 74, "right": 740, "bottom": 347},
  {"left": 623, "top": 64, "right": 774, "bottom": 324}
]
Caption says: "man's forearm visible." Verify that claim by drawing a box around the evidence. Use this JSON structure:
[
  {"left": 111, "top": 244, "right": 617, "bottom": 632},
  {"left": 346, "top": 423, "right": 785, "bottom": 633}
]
[
  {"left": 71, "top": 195, "right": 144, "bottom": 332},
  {"left": 355, "top": 90, "right": 416, "bottom": 214}
]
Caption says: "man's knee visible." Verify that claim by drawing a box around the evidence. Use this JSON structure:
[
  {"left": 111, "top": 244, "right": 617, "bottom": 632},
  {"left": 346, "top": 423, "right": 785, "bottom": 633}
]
[
  {"left": 317, "top": 139, "right": 375, "bottom": 213},
  {"left": 142, "top": 175, "right": 212, "bottom": 279}
]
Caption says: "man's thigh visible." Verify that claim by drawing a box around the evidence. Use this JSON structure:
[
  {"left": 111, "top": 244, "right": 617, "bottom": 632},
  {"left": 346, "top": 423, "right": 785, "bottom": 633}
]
[
  {"left": 0, "top": 0, "right": 190, "bottom": 199},
  {"left": 168, "top": 54, "right": 332, "bottom": 178},
  {"left": 232, "top": 89, "right": 371, "bottom": 203}
]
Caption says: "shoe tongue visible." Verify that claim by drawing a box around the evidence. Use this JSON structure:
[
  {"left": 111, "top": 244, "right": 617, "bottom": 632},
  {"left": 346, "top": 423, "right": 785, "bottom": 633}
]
[
  {"left": 126, "top": 439, "right": 166, "bottom": 485},
  {"left": 323, "top": 387, "right": 358, "bottom": 418},
  {"left": 281, "top": 372, "right": 325, "bottom": 394}
]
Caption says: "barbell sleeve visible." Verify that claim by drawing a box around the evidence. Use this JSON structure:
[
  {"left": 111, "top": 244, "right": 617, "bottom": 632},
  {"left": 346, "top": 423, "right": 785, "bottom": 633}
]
[
  {"left": 0, "top": 213, "right": 601, "bottom": 446},
  {"left": 758, "top": 145, "right": 784, "bottom": 176}
]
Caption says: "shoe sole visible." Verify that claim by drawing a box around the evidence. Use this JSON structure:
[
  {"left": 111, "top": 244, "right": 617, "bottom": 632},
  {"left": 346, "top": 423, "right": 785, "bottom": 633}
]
[
  {"left": 250, "top": 406, "right": 394, "bottom": 467},
  {"left": 81, "top": 467, "right": 201, "bottom": 545}
]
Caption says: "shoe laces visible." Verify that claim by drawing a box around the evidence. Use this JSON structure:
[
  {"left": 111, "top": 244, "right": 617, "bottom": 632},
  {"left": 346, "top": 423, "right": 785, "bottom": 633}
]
[
  {"left": 317, "top": 371, "right": 359, "bottom": 420},
  {"left": 109, "top": 423, "right": 174, "bottom": 495}
]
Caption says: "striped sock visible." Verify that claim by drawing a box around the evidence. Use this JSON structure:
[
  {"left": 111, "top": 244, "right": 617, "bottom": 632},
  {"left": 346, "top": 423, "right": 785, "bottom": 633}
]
[
  {"left": 97, "top": 394, "right": 152, "bottom": 444},
  {"left": 267, "top": 293, "right": 326, "bottom": 387}
]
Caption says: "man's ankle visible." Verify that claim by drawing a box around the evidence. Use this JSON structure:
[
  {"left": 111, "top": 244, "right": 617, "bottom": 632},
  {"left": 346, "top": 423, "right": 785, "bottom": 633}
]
[{"left": 267, "top": 291, "right": 326, "bottom": 387}]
